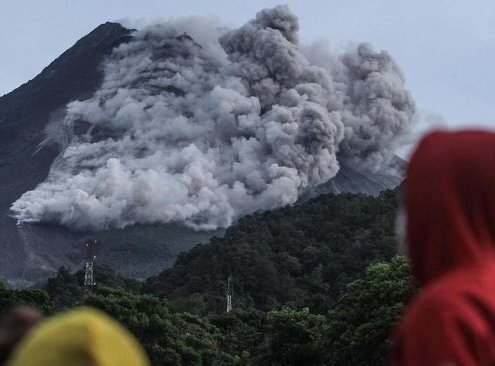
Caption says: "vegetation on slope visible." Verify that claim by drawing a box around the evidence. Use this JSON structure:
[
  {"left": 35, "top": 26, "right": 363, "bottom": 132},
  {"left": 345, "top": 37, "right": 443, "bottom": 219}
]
[
  {"left": 0, "top": 257, "right": 412, "bottom": 365},
  {"left": 0, "top": 188, "right": 414, "bottom": 365},
  {"left": 145, "top": 189, "right": 401, "bottom": 314}
]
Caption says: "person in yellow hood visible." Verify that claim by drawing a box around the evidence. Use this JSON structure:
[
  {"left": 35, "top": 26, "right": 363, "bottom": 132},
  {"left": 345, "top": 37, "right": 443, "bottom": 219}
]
[{"left": 6, "top": 307, "right": 150, "bottom": 366}]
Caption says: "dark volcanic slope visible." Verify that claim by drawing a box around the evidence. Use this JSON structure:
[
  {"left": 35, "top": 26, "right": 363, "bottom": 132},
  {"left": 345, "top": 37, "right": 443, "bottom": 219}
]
[
  {"left": 306, "top": 157, "right": 406, "bottom": 199},
  {"left": 0, "top": 23, "right": 223, "bottom": 286},
  {"left": 0, "top": 23, "right": 132, "bottom": 284},
  {"left": 0, "top": 22, "right": 132, "bottom": 141}
]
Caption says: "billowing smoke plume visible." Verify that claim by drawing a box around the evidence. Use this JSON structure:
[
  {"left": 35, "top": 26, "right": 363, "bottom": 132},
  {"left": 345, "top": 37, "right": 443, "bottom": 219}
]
[
  {"left": 338, "top": 44, "right": 415, "bottom": 171},
  {"left": 11, "top": 5, "right": 415, "bottom": 231}
]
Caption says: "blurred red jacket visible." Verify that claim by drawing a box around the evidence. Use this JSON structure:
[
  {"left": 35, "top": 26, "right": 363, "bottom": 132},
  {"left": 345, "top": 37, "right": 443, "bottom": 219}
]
[{"left": 391, "top": 130, "right": 495, "bottom": 366}]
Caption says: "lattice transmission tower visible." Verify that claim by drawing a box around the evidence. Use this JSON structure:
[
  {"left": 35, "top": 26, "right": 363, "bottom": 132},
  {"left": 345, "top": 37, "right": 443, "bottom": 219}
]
[
  {"left": 84, "top": 239, "right": 97, "bottom": 293},
  {"left": 226, "top": 275, "right": 233, "bottom": 313}
]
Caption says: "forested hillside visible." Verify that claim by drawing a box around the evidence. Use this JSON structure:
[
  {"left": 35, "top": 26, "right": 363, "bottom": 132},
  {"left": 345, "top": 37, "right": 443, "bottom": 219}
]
[
  {"left": 0, "top": 257, "right": 413, "bottom": 365},
  {"left": 0, "top": 188, "right": 414, "bottom": 365},
  {"left": 145, "top": 189, "right": 401, "bottom": 314}
]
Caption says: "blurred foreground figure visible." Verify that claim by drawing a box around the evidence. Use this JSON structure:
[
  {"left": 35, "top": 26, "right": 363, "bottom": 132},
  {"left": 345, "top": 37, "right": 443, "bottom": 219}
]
[
  {"left": 391, "top": 131, "right": 495, "bottom": 365},
  {"left": 0, "top": 305, "right": 42, "bottom": 365},
  {"left": 6, "top": 307, "right": 149, "bottom": 366}
]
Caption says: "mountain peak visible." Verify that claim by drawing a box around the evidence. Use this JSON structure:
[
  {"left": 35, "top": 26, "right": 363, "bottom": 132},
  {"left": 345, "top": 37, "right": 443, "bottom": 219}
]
[
  {"left": 0, "top": 22, "right": 132, "bottom": 133},
  {"left": 0, "top": 22, "right": 134, "bottom": 285}
]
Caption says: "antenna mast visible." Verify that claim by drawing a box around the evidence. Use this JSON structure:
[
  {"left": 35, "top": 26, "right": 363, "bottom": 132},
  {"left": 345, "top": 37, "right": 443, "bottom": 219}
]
[
  {"left": 84, "top": 239, "right": 97, "bottom": 293},
  {"left": 226, "top": 275, "right": 233, "bottom": 313}
]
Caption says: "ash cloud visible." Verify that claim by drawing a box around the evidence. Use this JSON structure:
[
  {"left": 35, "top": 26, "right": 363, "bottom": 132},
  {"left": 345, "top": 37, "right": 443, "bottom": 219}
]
[
  {"left": 338, "top": 43, "right": 416, "bottom": 171},
  {"left": 11, "top": 5, "right": 415, "bottom": 231}
]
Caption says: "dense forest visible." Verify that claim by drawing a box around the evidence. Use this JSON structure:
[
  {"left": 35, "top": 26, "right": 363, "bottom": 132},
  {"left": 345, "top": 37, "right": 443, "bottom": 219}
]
[
  {"left": 146, "top": 189, "right": 402, "bottom": 314},
  {"left": 0, "top": 188, "right": 416, "bottom": 365}
]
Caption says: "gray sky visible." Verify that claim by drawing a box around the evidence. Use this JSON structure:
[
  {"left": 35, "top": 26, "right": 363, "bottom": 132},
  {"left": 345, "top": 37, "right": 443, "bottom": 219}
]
[{"left": 1, "top": 0, "right": 495, "bottom": 130}]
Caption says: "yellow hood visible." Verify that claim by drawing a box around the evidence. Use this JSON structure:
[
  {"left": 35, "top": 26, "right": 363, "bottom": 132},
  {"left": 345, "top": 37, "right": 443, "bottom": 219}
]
[{"left": 7, "top": 307, "right": 150, "bottom": 366}]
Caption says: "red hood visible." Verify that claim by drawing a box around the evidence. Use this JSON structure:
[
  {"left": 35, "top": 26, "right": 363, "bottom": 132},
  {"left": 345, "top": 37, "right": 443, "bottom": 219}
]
[{"left": 405, "top": 130, "right": 495, "bottom": 285}]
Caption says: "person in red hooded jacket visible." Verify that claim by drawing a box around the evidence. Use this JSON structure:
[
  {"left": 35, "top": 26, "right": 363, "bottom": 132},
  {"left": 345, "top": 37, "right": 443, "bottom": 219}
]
[{"left": 391, "top": 130, "right": 495, "bottom": 366}]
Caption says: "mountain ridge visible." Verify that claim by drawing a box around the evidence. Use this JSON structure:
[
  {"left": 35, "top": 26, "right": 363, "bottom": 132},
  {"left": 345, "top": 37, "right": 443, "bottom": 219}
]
[{"left": 0, "top": 21, "right": 407, "bottom": 286}]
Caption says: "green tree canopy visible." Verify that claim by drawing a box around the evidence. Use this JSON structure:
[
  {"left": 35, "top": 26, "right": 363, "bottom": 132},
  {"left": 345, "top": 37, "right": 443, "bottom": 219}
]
[{"left": 325, "top": 256, "right": 414, "bottom": 366}]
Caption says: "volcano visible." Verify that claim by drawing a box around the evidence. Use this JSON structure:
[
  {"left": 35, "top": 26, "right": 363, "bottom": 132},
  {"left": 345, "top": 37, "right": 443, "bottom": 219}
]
[{"left": 0, "top": 7, "right": 413, "bottom": 286}]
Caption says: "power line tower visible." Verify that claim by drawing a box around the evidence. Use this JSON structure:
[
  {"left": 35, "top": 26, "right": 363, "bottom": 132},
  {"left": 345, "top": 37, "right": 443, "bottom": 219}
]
[
  {"left": 84, "top": 239, "right": 97, "bottom": 293},
  {"left": 226, "top": 275, "right": 233, "bottom": 313}
]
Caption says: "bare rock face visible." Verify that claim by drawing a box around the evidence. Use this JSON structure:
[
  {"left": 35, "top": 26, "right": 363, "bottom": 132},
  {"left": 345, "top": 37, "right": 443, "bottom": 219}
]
[
  {"left": 0, "top": 17, "right": 406, "bottom": 286},
  {"left": 303, "top": 156, "right": 406, "bottom": 200}
]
